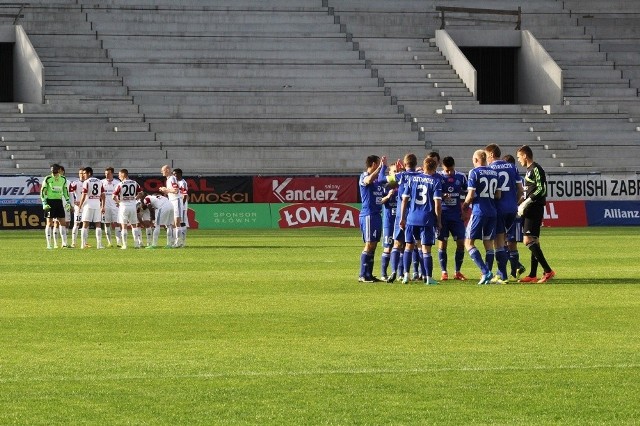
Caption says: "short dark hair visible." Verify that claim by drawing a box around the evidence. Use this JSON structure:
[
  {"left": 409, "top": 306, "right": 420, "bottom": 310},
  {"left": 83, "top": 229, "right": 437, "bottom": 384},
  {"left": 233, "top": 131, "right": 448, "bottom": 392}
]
[
  {"left": 173, "top": 168, "right": 183, "bottom": 177},
  {"left": 105, "top": 166, "right": 114, "bottom": 173},
  {"left": 427, "top": 151, "right": 440, "bottom": 162},
  {"left": 485, "top": 143, "right": 501, "bottom": 158},
  {"left": 365, "top": 155, "right": 380, "bottom": 168},
  {"left": 517, "top": 145, "right": 533, "bottom": 159},
  {"left": 503, "top": 154, "right": 516, "bottom": 165},
  {"left": 442, "top": 156, "right": 455, "bottom": 168},
  {"left": 84, "top": 166, "right": 94, "bottom": 176},
  {"left": 50, "top": 164, "right": 61, "bottom": 174},
  {"left": 119, "top": 168, "right": 129, "bottom": 176}
]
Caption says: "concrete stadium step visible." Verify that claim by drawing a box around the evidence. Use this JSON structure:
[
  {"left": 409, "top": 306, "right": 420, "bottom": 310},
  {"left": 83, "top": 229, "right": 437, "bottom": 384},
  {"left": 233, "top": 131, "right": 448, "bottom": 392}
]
[
  {"left": 92, "top": 21, "right": 339, "bottom": 34},
  {"left": 30, "top": 132, "right": 155, "bottom": 142},
  {"left": 108, "top": 49, "right": 359, "bottom": 61},
  {"left": 81, "top": 0, "right": 324, "bottom": 10},
  {"left": 132, "top": 93, "right": 392, "bottom": 107},
  {"left": 45, "top": 86, "right": 129, "bottom": 96},
  {"left": 123, "top": 77, "right": 379, "bottom": 90},
  {"left": 138, "top": 104, "right": 402, "bottom": 118},
  {"left": 86, "top": 10, "right": 334, "bottom": 25},
  {"left": 117, "top": 67, "right": 371, "bottom": 79},
  {"left": 100, "top": 37, "right": 350, "bottom": 51},
  {"left": 155, "top": 131, "right": 419, "bottom": 144},
  {"left": 149, "top": 120, "right": 415, "bottom": 133}
]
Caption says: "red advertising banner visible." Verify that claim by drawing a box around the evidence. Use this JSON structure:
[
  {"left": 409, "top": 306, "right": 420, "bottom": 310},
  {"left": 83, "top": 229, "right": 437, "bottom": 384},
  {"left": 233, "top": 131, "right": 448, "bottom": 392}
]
[
  {"left": 542, "top": 200, "right": 588, "bottom": 227},
  {"left": 276, "top": 203, "right": 360, "bottom": 229},
  {"left": 253, "top": 176, "right": 357, "bottom": 203}
]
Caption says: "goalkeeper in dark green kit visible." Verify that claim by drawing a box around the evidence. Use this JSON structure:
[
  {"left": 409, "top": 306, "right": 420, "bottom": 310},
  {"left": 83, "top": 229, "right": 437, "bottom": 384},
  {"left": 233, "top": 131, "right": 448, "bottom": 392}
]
[{"left": 40, "top": 163, "right": 70, "bottom": 249}]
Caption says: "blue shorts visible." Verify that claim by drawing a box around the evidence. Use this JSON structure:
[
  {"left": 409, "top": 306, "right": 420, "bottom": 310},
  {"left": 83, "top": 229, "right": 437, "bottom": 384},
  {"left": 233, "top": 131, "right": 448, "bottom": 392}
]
[
  {"left": 360, "top": 214, "right": 382, "bottom": 243},
  {"left": 382, "top": 217, "right": 395, "bottom": 248},
  {"left": 496, "top": 211, "right": 517, "bottom": 235},
  {"left": 438, "top": 215, "right": 465, "bottom": 241},
  {"left": 392, "top": 216, "right": 405, "bottom": 243},
  {"left": 465, "top": 213, "right": 496, "bottom": 241},
  {"left": 405, "top": 224, "right": 436, "bottom": 246},
  {"left": 506, "top": 217, "right": 523, "bottom": 243}
]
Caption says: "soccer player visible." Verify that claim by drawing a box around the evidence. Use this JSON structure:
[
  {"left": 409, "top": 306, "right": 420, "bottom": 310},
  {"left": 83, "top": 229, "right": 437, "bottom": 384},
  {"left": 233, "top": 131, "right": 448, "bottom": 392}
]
[
  {"left": 159, "top": 164, "right": 182, "bottom": 248},
  {"left": 503, "top": 154, "right": 526, "bottom": 279},
  {"left": 377, "top": 154, "right": 420, "bottom": 283},
  {"left": 113, "top": 169, "right": 143, "bottom": 249},
  {"left": 485, "top": 144, "right": 523, "bottom": 282},
  {"left": 78, "top": 167, "right": 106, "bottom": 249},
  {"left": 379, "top": 173, "right": 397, "bottom": 281},
  {"left": 358, "top": 155, "right": 385, "bottom": 282},
  {"left": 142, "top": 193, "right": 175, "bottom": 248},
  {"left": 68, "top": 168, "right": 86, "bottom": 248},
  {"left": 173, "top": 168, "right": 189, "bottom": 247},
  {"left": 463, "top": 150, "right": 502, "bottom": 285},
  {"left": 437, "top": 156, "right": 468, "bottom": 281},
  {"left": 399, "top": 156, "right": 442, "bottom": 285},
  {"left": 102, "top": 166, "right": 121, "bottom": 247},
  {"left": 516, "top": 145, "right": 556, "bottom": 283},
  {"left": 40, "top": 163, "right": 70, "bottom": 249}
]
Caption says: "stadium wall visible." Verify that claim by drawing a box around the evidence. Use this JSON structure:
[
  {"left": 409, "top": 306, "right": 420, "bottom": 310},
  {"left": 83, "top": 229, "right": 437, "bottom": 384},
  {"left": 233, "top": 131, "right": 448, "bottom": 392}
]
[{"left": 1, "top": 174, "right": 639, "bottom": 230}]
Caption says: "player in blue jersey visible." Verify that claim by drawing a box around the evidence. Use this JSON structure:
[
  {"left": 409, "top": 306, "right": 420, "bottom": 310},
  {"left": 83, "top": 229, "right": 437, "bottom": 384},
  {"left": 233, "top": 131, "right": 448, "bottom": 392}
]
[
  {"left": 399, "top": 156, "right": 442, "bottom": 285},
  {"left": 379, "top": 166, "right": 398, "bottom": 281},
  {"left": 378, "top": 154, "right": 420, "bottom": 283},
  {"left": 437, "top": 156, "right": 468, "bottom": 281},
  {"left": 358, "top": 155, "right": 386, "bottom": 283},
  {"left": 485, "top": 144, "right": 523, "bottom": 282},
  {"left": 503, "top": 154, "right": 527, "bottom": 279},
  {"left": 516, "top": 145, "right": 556, "bottom": 283},
  {"left": 463, "top": 150, "right": 502, "bottom": 285}
]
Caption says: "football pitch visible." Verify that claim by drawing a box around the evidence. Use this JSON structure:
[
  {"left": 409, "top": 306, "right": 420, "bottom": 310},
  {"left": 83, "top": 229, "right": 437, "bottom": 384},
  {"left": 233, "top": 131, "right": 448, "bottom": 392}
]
[{"left": 1, "top": 227, "right": 639, "bottom": 424}]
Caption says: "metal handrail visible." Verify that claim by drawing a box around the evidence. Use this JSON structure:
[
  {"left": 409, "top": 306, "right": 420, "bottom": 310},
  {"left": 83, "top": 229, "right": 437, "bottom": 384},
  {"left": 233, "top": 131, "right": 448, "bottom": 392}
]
[
  {"left": 0, "top": 2, "right": 28, "bottom": 25},
  {"left": 435, "top": 6, "right": 521, "bottom": 30}
]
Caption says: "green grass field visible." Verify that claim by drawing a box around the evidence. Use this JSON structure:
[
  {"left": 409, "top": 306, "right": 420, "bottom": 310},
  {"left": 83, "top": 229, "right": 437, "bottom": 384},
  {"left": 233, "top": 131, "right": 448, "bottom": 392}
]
[{"left": 1, "top": 227, "right": 639, "bottom": 424}]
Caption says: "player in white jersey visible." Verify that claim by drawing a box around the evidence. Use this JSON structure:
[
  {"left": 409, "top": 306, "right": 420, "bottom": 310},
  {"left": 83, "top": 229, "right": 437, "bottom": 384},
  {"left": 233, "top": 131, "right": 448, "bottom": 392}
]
[
  {"left": 101, "top": 166, "right": 121, "bottom": 247},
  {"left": 141, "top": 193, "right": 175, "bottom": 248},
  {"left": 113, "top": 169, "right": 143, "bottom": 249},
  {"left": 78, "top": 166, "right": 106, "bottom": 249},
  {"left": 137, "top": 199, "right": 153, "bottom": 247},
  {"left": 68, "top": 167, "right": 86, "bottom": 248},
  {"left": 173, "top": 168, "right": 189, "bottom": 247},
  {"left": 159, "top": 164, "right": 183, "bottom": 248}
]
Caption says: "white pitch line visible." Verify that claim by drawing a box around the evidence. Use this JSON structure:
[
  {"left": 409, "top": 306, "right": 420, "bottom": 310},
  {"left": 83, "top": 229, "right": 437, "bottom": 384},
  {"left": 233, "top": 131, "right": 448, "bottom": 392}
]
[{"left": 1, "top": 364, "right": 639, "bottom": 384}]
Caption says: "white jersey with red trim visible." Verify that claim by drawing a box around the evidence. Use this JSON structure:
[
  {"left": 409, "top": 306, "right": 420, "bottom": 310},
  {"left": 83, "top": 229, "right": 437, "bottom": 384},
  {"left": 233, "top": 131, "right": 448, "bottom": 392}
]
[
  {"left": 113, "top": 179, "right": 142, "bottom": 206},
  {"left": 165, "top": 175, "right": 180, "bottom": 201},
  {"left": 82, "top": 177, "right": 105, "bottom": 208},
  {"left": 101, "top": 178, "right": 120, "bottom": 209},
  {"left": 69, "top": 179, "right": 83, "bottom": 205}
]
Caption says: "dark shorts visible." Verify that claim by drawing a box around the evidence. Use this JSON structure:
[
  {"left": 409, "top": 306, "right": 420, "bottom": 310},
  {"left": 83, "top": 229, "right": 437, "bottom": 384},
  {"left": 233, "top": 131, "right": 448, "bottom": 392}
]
[
  {"left": 523, "top": 204, "right": 544, "bottom": 238},
  {"left": 45, "top": 199, "right": 66, "bottom": 220}
]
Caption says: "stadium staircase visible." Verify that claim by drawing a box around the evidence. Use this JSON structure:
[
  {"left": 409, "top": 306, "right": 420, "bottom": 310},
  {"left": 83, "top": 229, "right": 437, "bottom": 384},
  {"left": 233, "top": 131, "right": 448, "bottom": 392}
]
[
  {"left": 328, "top": 0, "right": 640, "bottom": 173},
  {"left": 0, "top": 0, "right": 421, "bottom": 175},
  {"left": 0, "top": 0, "right": 639, "bottom": 175}
]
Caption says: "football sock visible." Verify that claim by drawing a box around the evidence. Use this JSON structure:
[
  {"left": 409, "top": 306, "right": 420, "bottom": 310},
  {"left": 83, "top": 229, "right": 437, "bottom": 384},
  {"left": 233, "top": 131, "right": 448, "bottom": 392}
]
[
  {"left": 438, "top": 249, "right": 447, "bottom": 273},
  {"left": 423, "top": 252, "right": 433, "bottom": 278},
  {"left": 96, "top": 227, "right": 103, "bottom": 246},
  {"left": 81, "top": 228, "right": 88, "bottom": 247},
  {"left": 496, "top": 248, "right": 508, "bottom": 279},
  {"left": 60, "top": 227, "right": 68, "bottom": 246},
  {"left": 527, "top": 241, "right": 551, "bottom": 274},
  {"left": 381, "top": 252, "right": 390, "bottom": 277},
  {"left": 418, "top": 250, "right": 426, "bottom": 277},
  {"left": 412, "top": 248, "right": 420, "bottom": 276},
  {"left": 455, "top": 249, "right": 465, "bottom": 272},
  {"left": 359, "top": 252, "right": 368, "bottom": 277},
  {"left": 485, "top": 249, "right": 495, "bottom": 271},
  {"left": 121, "top": 229, "right": 128, "bottom": 247},
  {"left": 115, "top": 226, "right": 122, "bottom": 245},
  {"left": 509, "top": 250, "right": 520, "bottom": 276},
  {"left": 390, "top": 248, "right": 400, "bottom": 277},
  {"left": 403, "top": 249, "right": 413, "bottom": 277},
  {"left": 104, "top": 225, "right": 112, "bottom": 245},
  {"left": 45, "top": 225, "right": 52, "bottom": 247},
  {"left": 366, "top": 251, "right": 375, "bottom": 277},
  {"left": 468, "top": 247, "right": 489, "bottom": 275}
]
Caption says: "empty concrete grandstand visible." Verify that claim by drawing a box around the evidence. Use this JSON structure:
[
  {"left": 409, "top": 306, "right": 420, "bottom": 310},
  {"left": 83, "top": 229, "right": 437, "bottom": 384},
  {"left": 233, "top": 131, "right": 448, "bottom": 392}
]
[{"left": 1, "top": 0, "right": 639, "bottom": 175}]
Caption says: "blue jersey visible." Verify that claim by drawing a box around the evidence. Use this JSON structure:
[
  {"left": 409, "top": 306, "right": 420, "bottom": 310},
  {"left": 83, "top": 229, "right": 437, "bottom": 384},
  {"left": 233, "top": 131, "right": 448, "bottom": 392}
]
[
  {"left": 382, "top": 187, "right": 397, "bottom": 224},
  {"left": 467, "top": 166, "right": 498, "bottom": 217},
  {"left": 359, "top": 171, "right": 385, "bottom": 216},
  {"left": 439, "top": 170, "right": 467, "bottom": 219},
  {"left": 489, "top": 159, "right": 520, "bottom": 214},
  {"left": 402, "top": 172, "right": 442, "bottom": 227}
]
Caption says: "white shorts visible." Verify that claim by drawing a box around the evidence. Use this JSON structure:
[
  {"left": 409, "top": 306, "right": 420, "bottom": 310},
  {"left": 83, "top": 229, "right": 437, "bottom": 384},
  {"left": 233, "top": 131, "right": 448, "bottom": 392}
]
[
  {"left": 155, "top": 205, "right": 174, "bottom": 228},
  {"left": 118, "top": 204, "right": 138, "bottom": 226},
  {"left": 82, "top": 205, "right": 102, "bottom": 223},
  {"left": 169, "top": 198, "right": 183, "bottom": 219},
  {"left": 103, "top": 205, "right": 119, "bottom": 223}
]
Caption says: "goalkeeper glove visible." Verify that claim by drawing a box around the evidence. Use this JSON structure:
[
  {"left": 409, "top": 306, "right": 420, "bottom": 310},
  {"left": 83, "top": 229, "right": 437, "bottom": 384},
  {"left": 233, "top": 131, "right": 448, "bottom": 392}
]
[
  {"left": 517, "top": 198, "right": 532, "bottom": 217},
  {"left": 42, "top": 202, "right": 51, "bottom": 211},
  {"left": 65, "top": 203, "right": 71, "bottom": 212}
]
